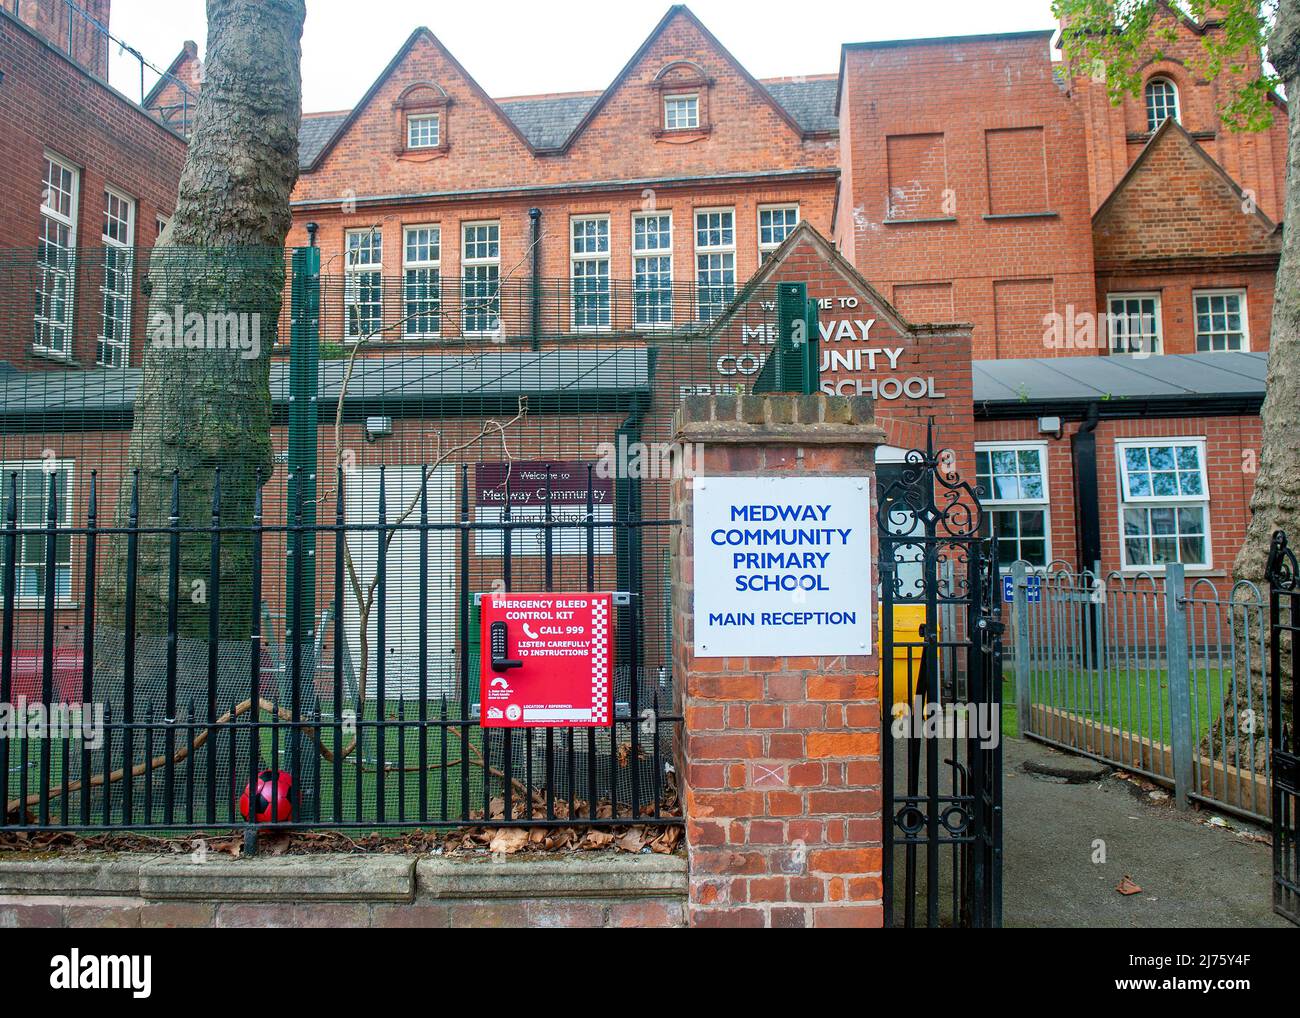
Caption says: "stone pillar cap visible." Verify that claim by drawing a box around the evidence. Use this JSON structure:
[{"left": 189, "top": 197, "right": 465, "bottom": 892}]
[{"left": 673, "top": 392, "right": 886, "bottom": 445}]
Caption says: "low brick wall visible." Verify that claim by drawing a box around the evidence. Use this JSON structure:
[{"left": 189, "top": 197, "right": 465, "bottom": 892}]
[{"left": 0, "top": 852, "right": 687, "bottom": 928}]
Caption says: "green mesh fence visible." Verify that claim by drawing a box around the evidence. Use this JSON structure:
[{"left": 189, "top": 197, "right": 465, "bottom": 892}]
[{"left": 0, "top": 245, "right": 807, "bottom": 831}]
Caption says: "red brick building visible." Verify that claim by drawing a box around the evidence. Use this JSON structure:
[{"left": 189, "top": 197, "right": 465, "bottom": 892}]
[
  {"left": 0, "top": 2, "right": 1282, "bottom": 607},
  {"left": 273, "top": 5, "right": 1277, "bottom": 590},
  {"left": 0, "top": 0, "right": 188, "bottom": 370}
]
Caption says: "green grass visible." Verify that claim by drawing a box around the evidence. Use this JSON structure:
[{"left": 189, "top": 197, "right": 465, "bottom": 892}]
[
  {"left": 1002, "top": 665, "right": 1235, "bottom": 747},
  {"left": 5, "top": 700, "right": 484, "bottom": 830}
]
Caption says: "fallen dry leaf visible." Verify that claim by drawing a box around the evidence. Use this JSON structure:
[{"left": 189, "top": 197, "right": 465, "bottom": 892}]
[
  {"left": 615, "top": 828, "right": 648, "bottom": 853},
  {"left": 488, "top": 828, "right": 529, "bottom": 854},
  {"left": 1115, "top": 875, "right": 1142, "bottom": 896},
  {"left": 580, "top": 829, "right": 614, "bottom": 850}
]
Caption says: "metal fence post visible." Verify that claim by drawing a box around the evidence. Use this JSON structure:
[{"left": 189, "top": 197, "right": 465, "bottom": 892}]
[
  {"left": 1013, "top": 561, "right": 1030, "bottom": 737},
  {"left": 1164, "top": 563, "right": 1193, "bottom": 810}
]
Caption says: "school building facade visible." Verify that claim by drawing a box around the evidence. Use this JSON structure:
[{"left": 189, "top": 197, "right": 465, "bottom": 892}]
[{"left": 0, "top": 1, "right": 1284, "bottom": 618}]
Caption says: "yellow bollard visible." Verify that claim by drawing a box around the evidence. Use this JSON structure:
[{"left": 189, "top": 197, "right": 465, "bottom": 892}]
[{"left": 881, "top": 603, "right": 933, "bottom": 712}]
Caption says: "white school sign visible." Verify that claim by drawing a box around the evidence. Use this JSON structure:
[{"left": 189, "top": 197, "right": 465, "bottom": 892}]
[{"left": 692, "top": 476, "right": 873, "bottom": 657}]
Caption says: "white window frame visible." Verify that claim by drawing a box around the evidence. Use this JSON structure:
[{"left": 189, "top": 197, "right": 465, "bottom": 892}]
[
  {"left": 1193, "top": 288, "right": 1250, "bottom": 352},
  {"left": 98, "top": 186, "right": 135, "bottom": 368},
  {"left": 975, "top": 441, "right": 1052, "bottom": 569},
  {"left": 461, "top": 220, "right": 500, "bottom": 336},
  {"left": 694, "top": 207, "right": 735, "bottom": 323},
  {"left": 0, "top": 459, "right": 75, "bottom": 606},
  {"left": 344, "top": 228, "right": 383, "bottom": 340},
  {"left": 1116, "top": 436, "right": 1212, "bottom": 571},
  {"left": 1145, "top": 76, "right": 1179, "bottom": 131},
  {"left": 570, "top": 215, "right": 611, "bottom": 332},
  {"left": 402, "top": 224, "right": 442, "bottom": 339},
  {"left": 758, "top": 204, "right": 799, "bottom": 262},
  {"left": 35, "top": 152, "right": 80, "bottom": 359},
  {"left": 156, "top": 215, "right": 170, "bottom": 238},
  {"left": 1106, "top": 291, "right": 1162, "bottom": 355},
  {"left": 406, "top": 112, "right": 441, "bottom": 150},
  {"left": 663, "top": 93, "right": 699, "bottom": 131},
  {"left": 632, "top": 211, "right": 673, "bottom": 329}
]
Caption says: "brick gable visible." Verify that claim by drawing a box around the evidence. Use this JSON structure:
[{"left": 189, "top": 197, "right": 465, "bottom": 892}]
[
  {"left": 1065, "top": 1, "right": 1289, "bottom": 219},
  {"left": 1092, "top": 119, "right": 1280, "bottom": 271},
  {"left": 293, "top": 8, "right": 835, "bottom": 206},
  {"left": 297, "top": 29, "right": 536, "bottom": 201}
]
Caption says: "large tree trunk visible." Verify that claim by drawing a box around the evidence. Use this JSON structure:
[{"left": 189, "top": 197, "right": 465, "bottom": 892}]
[
  {"left": 1219, "top": 0, "right": 1300, "bottom": 761},
  {"left": 99, "top": 0, "right": 306, "bottom": 639}
]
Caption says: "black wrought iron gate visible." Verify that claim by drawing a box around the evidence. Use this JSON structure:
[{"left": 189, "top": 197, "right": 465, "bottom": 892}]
[
  {"left": 877, "top": 426, "right": 1003, "bottom": 928},
  {"left": 1266, "top": 530, "right": 1299, "bottom": 925}
]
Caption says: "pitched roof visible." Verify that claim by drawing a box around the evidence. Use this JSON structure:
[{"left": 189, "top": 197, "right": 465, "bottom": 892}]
[
  {"left": 299, "top": 112, "right": 350, "bottom": 166},
  {"left": 295, "top": 5, "right": 835, "bottom": 168},
  {"left": 496, "top": 94, "right": 601, "bottom": 150},
  {"left": 762, "top": 78, "right": 839, "bottom": 134}
]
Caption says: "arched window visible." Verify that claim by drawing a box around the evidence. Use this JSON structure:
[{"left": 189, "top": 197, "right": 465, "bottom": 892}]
[{"left": 1144, "top": 77, "right": 1179, "bottom": 131}]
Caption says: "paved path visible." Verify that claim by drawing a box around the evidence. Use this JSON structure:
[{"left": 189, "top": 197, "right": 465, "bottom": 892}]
[{"left": 1002, "top": 737, "right": 1289, "bottom": 928}]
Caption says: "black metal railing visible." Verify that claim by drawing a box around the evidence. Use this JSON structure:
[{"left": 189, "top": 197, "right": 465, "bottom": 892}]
[
  {"left": 1, "top": 463, "right": 680, "bottom": 833},
  {"left": 1267, "top": 530, "right": 1299, "bottom": 924},
  {"left": 311, "top": 273, "right": 763, "bottom": 349}
]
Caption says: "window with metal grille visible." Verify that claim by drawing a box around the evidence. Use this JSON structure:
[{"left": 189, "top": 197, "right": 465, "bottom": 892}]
[
  {"left": 633, "top": 212, "right": 672, "bottom": 327},
  {"left": 0, "top": 462, "right": 73, "bottom": 603},
  {"left": 98, "top": 188, "right": 135, "bottom": 368},
  {"left": 36, "top": 154, "right": 79, "bottom": 358},
  {"left": 663, "top": 94, "right": 699, "bottom": 130},
  {"left": 1119, "top": 440, "right": 1210, "bottom": 569},
  {"left": 976, "top": 444, "right": 1050, "bottom": 567},
  {"left": 1107, "top": 293, "right": 1161, "bottom": 354},
  {"left": 695, "top": 208, "right": 735, "bottom": 322},
  {"left": 345, "top": 229, "right": 383, "bottom": 338},
  {"left": 758, "top": 205, "right": 798, "bottom": 262},
  {"left": 571, "top": 216, "right": 610, "bottom": 330},
  {"left": 1194, "top": 290, "right": 1248, "bottom": 351},
  {"left": 1145, "top": 77, "right": 1179, "bottom": 131},
  {"left": 461, "top": 222, "right": 500, "bottom": 335},
  {"left": 403, "top": 225, "right": 441, "bottom": 338}
]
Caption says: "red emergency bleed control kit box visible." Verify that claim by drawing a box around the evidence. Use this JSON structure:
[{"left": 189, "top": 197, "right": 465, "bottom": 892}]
[{"left": 479, "top": 592, "right": 614, "bottom": 727}]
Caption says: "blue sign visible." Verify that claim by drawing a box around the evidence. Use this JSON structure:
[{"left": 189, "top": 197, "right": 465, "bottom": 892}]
[{"left": 1002, "top": 575, "right": 1042, "bottom": 603}]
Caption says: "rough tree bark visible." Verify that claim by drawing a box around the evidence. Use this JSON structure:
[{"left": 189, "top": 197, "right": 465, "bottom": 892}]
[
  {"left": 99, "top": 0, "right": 306, "bottom": 638},
  {"left": 1224, "top": 0, "right": 1300, "bottom": 759}
]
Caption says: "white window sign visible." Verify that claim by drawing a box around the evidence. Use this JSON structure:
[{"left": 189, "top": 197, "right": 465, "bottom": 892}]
[{"left": 692, "top": 476, "right": 872, "bottom": 657}]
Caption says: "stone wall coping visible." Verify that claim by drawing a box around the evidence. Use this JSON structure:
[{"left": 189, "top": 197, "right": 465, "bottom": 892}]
[
  {"left": 416, "top": 853, "right": 686, "bottom": 899},
  {"left": 673, "top": 393, "right": 886, "bottom": 446},
  {"left": 0, "top": 851, "right": 686, "bottom": 904}
]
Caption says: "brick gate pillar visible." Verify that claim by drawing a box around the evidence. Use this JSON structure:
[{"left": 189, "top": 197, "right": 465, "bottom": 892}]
[{"left": 670, "top": 393, "right": 886, "bottom": 928}]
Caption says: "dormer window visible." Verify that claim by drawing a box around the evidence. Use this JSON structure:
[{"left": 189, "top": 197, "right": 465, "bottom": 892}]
[
  {"left": 664, "top": 94, "right": 699, "bottom": 131},
  {"left": 651, "top": 61, "right": 714, "bottom": 140},
  {"left": 393, "top": 82, "right": 451, "bottom": 157},
  {"left": 406, "top": 112, "right": 440, "bottom": 149},
  {"left": 1145, "top": 77, "right": 1179, "bottom": 132}
]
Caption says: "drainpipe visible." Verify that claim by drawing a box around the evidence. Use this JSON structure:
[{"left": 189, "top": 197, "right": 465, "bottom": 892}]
[
  {"left": 1071, "top": 403, "right": 1101, "bottom": 574},
  {"left": 305, "top": 221, "right": 318, "bottom": 247},
  {"left": 1071, "top": 403, "right": 1103, "bottom": 665},
  {"left": 529, "top": 207, "right": 541, "bottom": 350}
]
